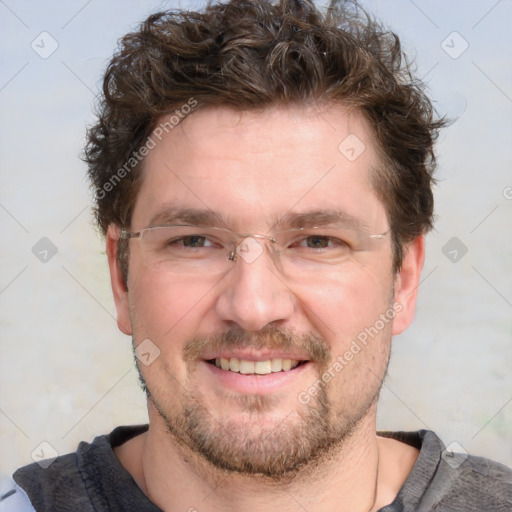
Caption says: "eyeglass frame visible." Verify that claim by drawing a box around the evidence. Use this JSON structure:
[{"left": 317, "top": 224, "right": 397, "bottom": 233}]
[{"left": 119, "top": 223, "right": 390, "bottom": 273}]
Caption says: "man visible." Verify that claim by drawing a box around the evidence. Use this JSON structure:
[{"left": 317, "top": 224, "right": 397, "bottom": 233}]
[{"left": 3, "top": 0, "right": 511, "bottom": 510}]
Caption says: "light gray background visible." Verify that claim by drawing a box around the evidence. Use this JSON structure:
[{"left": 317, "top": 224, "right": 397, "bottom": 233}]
[{"left": 1, "top": 0, "right": 511, "bottom": 477}]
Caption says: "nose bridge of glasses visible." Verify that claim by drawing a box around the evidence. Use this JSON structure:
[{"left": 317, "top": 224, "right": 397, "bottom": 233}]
[{"left": 228, "top": 233, "right": 279, "bottom": 263}]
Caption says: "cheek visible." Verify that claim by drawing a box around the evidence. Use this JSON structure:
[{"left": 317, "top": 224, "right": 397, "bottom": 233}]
[
  {"left": 128, "top": 271, "right": 212, "bottom": 352},
  {"left": 127, "top": 273, "right": 217, "bottom": 393},
  {"left": 302, "top": 268, "right": 394, "bottom": 406},
  {"left": 296, "top": 259, "right": 394, "bottom": 344}
]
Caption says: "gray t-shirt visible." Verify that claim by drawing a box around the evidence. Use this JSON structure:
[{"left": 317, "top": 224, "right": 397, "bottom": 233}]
[{"left": 2, "top": 425, "right": 511, "bottom": 511}]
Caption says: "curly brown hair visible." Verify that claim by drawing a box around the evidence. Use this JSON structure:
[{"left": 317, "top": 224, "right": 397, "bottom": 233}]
[{"left": 85, "top": 0, "right": 445, "bottom": 273}]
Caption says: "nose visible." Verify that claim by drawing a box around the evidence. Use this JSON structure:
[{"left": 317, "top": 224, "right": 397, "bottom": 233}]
[{"left": 215, "top": 237, "right": 296, "bottom": 331}]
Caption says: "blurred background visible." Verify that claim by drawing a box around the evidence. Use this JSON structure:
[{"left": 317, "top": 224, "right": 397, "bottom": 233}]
[{"left": 1, "top": 0, "right": 511, "bottom": 478}]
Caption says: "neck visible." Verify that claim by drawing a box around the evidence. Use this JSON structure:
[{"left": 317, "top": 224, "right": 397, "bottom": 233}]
[{"left": 123, "top": 404, "right": 400, "bottom": 512}]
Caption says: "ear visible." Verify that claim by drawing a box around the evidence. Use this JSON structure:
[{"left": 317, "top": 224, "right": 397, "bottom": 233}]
[
  {"left": 106, "top": 224, "right": 132, "bottom": 336},
  {"left": 392, "top": 236, "right": 425, "bottom": 336}
]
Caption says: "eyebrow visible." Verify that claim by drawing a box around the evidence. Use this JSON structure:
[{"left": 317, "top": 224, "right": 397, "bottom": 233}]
[
  {"left": 148, "top": 207, "right": 368, "bottom": 231},
  {"left": 148, "top": 207, "right": 225, "bottom": 227},
  {"left": 275, "top": 210, "right": 368, "bottom": 231}
]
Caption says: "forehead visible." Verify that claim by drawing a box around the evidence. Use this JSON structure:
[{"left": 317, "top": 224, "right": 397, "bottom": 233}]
[{"left": 131, "top": 104, "right": 387, "bottom": 231}]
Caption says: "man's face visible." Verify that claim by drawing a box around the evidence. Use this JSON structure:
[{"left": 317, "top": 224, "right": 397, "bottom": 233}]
[{"left": 109, "top": 105, "right": 420, "bottom": 478}]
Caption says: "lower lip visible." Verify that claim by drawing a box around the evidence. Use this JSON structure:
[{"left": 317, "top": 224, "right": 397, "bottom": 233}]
[{"left": 201, "top": 360, "right": 311, "bottom": 394}]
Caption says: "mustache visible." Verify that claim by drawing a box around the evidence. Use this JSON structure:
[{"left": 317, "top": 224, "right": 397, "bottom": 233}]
[{"left": 183, "top": 326, "right": 331, "bottom": 364}]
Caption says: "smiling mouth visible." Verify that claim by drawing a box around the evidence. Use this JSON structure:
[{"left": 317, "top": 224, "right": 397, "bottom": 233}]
[{"left": 206, "top": 357, "right": 308, "bottom": 375}]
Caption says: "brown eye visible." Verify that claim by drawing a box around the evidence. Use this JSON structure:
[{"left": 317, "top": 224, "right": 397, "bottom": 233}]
[
  {"left": 180, "top": 235, "right": 208, "bottom": 247},
  {"left": 304, "top": 235, "right": 331, "bottom": 249}
]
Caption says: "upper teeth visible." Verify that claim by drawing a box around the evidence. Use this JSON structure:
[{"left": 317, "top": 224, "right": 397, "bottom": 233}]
[{"left": 214, "top": 358, "right": 300, "bottom": 374}]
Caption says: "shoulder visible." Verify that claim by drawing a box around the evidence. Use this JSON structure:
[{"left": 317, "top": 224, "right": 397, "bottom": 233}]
[
  {"left": 8, "top": 425, "right": 148, "bottom": 512},
  {"left": 428, "top": 451, "right": 512, "bottom": 510},
  {"left": 11, "top": 451, "right": 94, "bottom": 512},
  {"left": 414, "top": 431, "right": 512, "bottom": 510},
  {"left": 379, "top": 430, "right": 512, "bottom": 512}
]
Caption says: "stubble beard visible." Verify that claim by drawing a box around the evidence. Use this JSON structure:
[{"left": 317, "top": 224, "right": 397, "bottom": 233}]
[{"left": 134, "top": 326, "right": 390, "bottom": 482}]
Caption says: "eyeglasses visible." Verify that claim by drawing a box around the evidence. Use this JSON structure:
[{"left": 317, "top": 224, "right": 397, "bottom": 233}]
[{"left": 120, "top": 224, "right": 389, "bottom": 276}]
